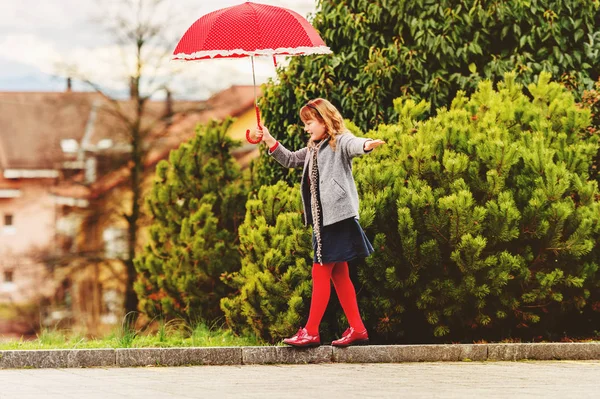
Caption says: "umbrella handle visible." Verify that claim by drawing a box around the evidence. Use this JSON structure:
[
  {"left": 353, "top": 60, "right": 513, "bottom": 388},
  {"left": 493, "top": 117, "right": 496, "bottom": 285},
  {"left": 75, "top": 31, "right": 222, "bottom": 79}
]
[
  {"left": 246, "top": 129, "right": 261, "bottom": 144},
  {"left": 255, "top": 104, "right": 262, "bottom": 127},
  {"left": 246, "top": 105, "right": 262, "bottom": 144}
]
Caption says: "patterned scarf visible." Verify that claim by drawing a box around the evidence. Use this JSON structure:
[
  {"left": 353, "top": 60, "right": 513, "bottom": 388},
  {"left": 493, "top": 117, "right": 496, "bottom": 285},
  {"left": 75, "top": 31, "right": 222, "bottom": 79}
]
[{"left": 310, "top": 145, "right": 323, "bottom": 264}]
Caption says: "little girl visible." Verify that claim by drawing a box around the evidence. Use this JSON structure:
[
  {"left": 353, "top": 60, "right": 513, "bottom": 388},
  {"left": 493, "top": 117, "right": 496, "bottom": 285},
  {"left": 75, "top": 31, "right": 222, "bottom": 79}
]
[{"left": 255, "top": 98, "right": 385, "bottom": 347}]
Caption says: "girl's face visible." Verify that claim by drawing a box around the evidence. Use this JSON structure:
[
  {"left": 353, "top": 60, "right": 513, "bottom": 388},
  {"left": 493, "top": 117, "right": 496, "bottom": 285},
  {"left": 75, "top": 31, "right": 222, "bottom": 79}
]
[{"left": 303, "top": 118, "right": 327, "bottom": 141}]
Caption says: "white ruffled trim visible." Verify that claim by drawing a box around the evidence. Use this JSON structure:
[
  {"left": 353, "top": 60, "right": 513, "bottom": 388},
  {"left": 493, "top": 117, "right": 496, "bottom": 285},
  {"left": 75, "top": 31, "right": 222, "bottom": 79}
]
[{"left": 173, "top": 45, "right": 331, "bottom": 60}]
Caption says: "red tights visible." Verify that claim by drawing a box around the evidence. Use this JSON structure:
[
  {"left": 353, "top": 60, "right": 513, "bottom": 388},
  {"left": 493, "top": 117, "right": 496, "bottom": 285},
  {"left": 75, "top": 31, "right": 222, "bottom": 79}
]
[{"left": 305, "top": 262, "right": 366, "bottom": 336}]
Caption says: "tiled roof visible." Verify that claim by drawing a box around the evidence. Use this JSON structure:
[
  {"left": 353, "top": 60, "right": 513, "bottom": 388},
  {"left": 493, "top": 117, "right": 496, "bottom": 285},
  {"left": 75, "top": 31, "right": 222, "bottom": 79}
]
[
  {"left": 46, "top": 85, "right": 257, "bottom": 200},
  {"left": 87, "top": 85, "right": 257, "bottom": 198},
  {"left": 0, "top": 85, "right": 257, "bottom": 190},
  {"left": 0, "top": 91, "right": 104, "bottom": 170},
  {"left": 0, "top": 90, "right": 210, "bottom": 171}
]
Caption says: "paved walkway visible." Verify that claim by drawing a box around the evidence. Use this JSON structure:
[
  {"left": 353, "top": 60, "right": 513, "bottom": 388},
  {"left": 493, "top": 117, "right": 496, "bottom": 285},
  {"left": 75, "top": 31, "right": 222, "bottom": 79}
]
[{"left": 0, "top": 361, "right": 598, "bottom": 398}]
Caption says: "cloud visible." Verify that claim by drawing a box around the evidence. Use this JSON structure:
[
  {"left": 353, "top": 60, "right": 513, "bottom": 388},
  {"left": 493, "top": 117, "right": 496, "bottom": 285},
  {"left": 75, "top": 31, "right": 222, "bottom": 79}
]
[
  {"left": 0, "top": 0, "right": 316, "bottom": 98},
  {"left": 0, "top": 1, "right": 82, "bottom": 31},
  {"left": 0, "top": 34, "right": 62, "bottom": 75}
]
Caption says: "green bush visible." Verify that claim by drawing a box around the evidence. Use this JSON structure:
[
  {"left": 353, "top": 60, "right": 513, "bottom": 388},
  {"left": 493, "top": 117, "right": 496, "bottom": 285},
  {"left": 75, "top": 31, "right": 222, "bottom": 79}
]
[
  {"left": 255, "top": 0, "right": 600, "bottom": 187},
  {"left": 581, "top": 78, "right": 600, "bottom": 182},
  {"left": 134, "top": 119, "right": 247, "bottom": 323},
  {"left": 220, "top": 181, "right": 314, "bottom": 342},
  {"left": 580, "top": 78, "right": 600, "bottom": 332},
  {"left": 353, "top": 72, "right": 600, "bottom": 342}
]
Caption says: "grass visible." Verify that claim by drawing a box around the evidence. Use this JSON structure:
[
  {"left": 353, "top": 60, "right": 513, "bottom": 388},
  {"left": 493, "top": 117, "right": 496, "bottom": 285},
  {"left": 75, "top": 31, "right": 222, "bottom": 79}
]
[{"left": 0, "top": 318, "right": 263, "bottom": 351}]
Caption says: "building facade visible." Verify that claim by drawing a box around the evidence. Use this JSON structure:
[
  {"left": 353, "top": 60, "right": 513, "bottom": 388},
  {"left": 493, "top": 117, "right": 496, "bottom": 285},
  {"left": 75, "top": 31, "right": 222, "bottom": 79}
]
[{"left": 0, "top": 85, "right": 257, "bottom": 336}]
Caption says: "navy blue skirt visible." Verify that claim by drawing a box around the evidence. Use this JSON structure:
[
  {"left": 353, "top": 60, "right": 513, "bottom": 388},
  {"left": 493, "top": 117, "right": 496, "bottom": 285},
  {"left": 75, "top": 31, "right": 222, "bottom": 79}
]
[{"left": 312, "top": 217, "right": 374, "bottom": 264}]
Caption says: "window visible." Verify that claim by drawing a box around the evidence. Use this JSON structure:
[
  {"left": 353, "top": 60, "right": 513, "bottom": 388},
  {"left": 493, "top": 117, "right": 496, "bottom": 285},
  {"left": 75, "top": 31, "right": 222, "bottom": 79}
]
[
  {"left": 60, "top": 139, "right": 79, "bottom": 153},
  {"left": 1, "top": 269, "right": 15, "bottom": 292},
  {"left": 103, "top": 227, "right": 129, "bottom": 259},
  {"left": 2, "top": 214, "right": 15, "bottom": 235}
]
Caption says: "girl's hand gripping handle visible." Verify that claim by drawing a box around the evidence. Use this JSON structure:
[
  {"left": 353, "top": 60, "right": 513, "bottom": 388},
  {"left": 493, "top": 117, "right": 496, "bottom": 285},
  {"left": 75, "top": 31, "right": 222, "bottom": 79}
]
[{"left": 246, "top": 105, "right": 263, "bottom": 144}]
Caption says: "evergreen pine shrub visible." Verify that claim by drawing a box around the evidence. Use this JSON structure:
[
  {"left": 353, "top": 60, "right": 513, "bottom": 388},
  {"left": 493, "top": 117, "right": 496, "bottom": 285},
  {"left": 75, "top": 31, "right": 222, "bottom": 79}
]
[
  {"left": 220, "top": 181, "right": 314, "bottom": 342},
  {"left": 134, "top": 119, "right": 247, "bottom": 323},
  {"left": 353, "top": 72, "right": 600, "bottom": 342}
]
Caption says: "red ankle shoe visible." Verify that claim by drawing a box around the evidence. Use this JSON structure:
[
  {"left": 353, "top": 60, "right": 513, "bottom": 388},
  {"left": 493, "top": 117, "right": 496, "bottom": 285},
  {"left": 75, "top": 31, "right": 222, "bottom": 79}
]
[
  {"left": 283, "top": 328, "right": 321, "bottom": 348},
  {"left": 331, "top": 327, "right": 369, "bottom": 347}
]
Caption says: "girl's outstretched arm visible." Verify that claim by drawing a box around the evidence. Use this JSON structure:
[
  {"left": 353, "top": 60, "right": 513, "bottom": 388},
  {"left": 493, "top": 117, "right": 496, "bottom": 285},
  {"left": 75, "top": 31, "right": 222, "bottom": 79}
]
[
  {"left": 364, "top": 139, "right": 386, "bottom": 152},
  {"left": 255, "top": 125, "right": 277, "bottom": 148},
  {"left": 256, "top": 125, "right": 308, "bottom": 168},
  {"left": 339, "top": 133, "right": 386, "bottom": 158}
]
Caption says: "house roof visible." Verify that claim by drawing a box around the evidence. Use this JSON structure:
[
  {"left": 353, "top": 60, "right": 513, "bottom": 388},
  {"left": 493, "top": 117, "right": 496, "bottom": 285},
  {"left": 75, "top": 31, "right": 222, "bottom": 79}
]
[
  {"left": 47, "top": 85, "right": 258, "bottom": 200},
  {"left": 0, "top": 91, "right": 104, "bottom": 170},
  {"left": 142, "top": 85, "right": 256, "bottom": 167},
  {"left": 0, "top": 90, "right": 217, "bottom": 172}
]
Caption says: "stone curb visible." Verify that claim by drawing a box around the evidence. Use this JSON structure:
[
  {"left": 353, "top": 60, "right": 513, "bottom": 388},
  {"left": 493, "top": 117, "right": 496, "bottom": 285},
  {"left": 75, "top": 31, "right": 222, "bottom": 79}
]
[
  {"left": 243, "top": 345, "right": 332, "bottom": 365},
  {"left": 0, "top": 343, "right": 598, "bottom": 369},
  {"left": 332, "top": 344, "right": 488, "bottom": 363},
  {"left": 116, "top": 347, "right": 242, "bottom": 367}
]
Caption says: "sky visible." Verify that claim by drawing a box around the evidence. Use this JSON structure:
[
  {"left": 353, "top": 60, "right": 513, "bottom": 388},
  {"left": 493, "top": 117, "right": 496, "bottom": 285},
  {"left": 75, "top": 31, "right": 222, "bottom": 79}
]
[{"left": 0, "top": 0, "right": 317, "bottom": 100}]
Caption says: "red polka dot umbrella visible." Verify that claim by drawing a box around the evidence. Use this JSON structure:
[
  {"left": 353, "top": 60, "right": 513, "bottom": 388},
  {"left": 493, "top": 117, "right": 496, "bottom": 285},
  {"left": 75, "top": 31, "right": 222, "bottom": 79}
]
[{"left": 173, "top": 1, "right": 331, "bottom": 143}]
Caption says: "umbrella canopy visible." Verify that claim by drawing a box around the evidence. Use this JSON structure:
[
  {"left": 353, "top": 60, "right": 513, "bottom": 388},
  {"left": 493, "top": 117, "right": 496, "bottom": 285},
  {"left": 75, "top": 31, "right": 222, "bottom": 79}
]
[
  {"left": 172, "top": 1, "right": 331, "bottom": 60},
  {"left": 172, "top": 1, "right": 331, "bottom": 143}
]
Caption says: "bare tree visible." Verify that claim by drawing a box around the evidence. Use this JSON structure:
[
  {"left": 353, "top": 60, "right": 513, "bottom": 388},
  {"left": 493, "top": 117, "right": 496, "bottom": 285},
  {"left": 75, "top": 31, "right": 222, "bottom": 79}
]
[
  {"left": 97, "top": 0, "right": 185, "bottom": 315},
  {"left": 60, "top": 0, "right": 196, "bottom": 316}
]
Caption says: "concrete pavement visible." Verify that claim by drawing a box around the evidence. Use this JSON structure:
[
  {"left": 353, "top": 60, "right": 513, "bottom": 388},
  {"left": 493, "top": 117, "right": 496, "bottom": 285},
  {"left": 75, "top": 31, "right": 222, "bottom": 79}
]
[{"left": 0, "top": 361, "right": 598, "bottom": 398}]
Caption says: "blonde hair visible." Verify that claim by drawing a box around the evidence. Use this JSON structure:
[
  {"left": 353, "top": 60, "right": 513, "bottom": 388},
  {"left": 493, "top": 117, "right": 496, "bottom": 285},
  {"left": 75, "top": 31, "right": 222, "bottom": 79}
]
[{"left": 300, "top": 98, "right": 346, "bottom": 150}]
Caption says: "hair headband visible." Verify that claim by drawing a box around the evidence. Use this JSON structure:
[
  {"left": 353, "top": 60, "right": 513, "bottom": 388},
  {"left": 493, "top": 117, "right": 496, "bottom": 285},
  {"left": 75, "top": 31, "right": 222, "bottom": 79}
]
[{"left": 306, "top": 103, "right": 323, "bottom": 118}]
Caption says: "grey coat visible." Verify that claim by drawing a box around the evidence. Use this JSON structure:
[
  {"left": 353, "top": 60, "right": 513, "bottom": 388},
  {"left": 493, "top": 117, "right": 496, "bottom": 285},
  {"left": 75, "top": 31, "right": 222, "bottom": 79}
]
[{"left": 269, "top": 132, "right": 372, "bottom": 227}]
